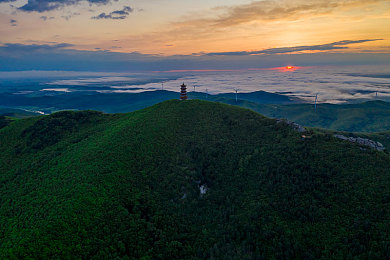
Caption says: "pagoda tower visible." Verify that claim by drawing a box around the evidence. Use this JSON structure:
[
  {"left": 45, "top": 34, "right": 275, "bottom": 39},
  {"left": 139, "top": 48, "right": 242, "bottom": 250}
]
[{"left": 180, "top": 83, "right": 188, "bottom": 100}]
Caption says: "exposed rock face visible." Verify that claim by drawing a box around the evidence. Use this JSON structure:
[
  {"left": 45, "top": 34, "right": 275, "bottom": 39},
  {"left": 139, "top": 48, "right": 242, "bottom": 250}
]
[
  {"left": 199, "top": 184, "right": 208, "bottom": 195},
  {"left": 334, "top": 134, "right": 385, "bottom": 151},
  {"left": 276, "top": 119, "right": 306, "bottom": 133}
]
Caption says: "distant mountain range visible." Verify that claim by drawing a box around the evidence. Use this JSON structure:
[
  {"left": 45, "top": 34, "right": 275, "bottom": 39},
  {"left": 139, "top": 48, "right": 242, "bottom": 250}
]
[
  {"left": 0, "top": 90, "right": 296, "bottom": 114},
  {"left": 1, "top": 90, "right": 390, "bottom": 133}
]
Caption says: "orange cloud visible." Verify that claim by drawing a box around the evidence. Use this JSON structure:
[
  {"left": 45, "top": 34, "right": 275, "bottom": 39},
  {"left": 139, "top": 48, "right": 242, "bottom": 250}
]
[{"left": 212, "top": 0, "right": 388, "bottom": 27}]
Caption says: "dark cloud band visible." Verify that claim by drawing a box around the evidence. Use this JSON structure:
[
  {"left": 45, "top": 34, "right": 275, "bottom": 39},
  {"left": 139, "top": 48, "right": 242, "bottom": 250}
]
[
  {"left": 17, "top": 0, "right": 110, "bottom": 12},
  {"left": 0, "top": 43, "right": 74, "bottom": 53},
  {"left": 0, "top": 42, "right": 389, "bottom": 71},
  {"left": 10, "top": 19, "right": 17, "bottom": 26},
  {"left": 92, "top": 6, "right": 133, "bottom": 20},
  {"left": 206, "top": 39, "right": 384, "bottom": 56}
]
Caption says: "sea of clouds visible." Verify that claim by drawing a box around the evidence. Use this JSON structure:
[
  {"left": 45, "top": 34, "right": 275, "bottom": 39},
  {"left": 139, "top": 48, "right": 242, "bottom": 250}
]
[{"left": 1, "top": 65, "right": 390, "bottom": 104}]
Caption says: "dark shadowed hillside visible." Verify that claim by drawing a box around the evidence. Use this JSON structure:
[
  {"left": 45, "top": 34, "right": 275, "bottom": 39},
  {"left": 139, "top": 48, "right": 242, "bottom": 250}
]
[{"left": 0, "top": 100, "right": 390, "bottom": 259}]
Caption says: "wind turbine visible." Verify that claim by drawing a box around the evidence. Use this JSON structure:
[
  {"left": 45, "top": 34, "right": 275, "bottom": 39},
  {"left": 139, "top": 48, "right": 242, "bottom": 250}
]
[
  {"left": 193, "top": 85, "right": 197, "bottom": 92},
  {"left": 314, "top": 93, "right": 318, "bottom": 110},
  {"left": 234, "top": 89, "right": 239, "bottom": 103}
]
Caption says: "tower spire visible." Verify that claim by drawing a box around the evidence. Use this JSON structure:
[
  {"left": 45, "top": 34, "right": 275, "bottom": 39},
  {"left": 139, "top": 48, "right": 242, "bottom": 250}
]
[{"left": 180, "top": 83, "right": 188, "bottom": 100}]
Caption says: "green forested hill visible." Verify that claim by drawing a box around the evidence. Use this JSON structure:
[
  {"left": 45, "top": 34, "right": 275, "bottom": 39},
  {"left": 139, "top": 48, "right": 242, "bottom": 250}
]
[
  {"left": 236, "top": 100, "right": 390, "bottom": 133},
  {"left": 0, "top": 100, "right": 390, "bottom": 259},
  {"left": 0, "top": 107, "right": 40, "bottom": 118}
]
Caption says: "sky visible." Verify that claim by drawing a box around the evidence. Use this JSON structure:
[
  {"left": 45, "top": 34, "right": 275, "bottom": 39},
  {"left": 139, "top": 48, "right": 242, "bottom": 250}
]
[{"left": 0, "top": 0, "right": 390, "bottom": 71}]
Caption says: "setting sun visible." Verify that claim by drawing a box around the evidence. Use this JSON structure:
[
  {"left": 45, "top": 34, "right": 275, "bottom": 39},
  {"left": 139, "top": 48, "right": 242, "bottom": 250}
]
[{"left": 278, "top": 65, "right": 300, "bottom": 72}]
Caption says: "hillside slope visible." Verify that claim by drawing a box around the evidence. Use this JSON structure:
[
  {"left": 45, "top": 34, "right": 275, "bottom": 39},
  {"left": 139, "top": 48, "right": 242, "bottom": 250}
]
[
  {"left": 0, "top": 100, "right": 390, "bottom": 259},
  {"left": 2, "top": 88, "right": 390, "bottom": 133},
  {"left": 241, "top": 100, "right": 390, "bottom": 132}
]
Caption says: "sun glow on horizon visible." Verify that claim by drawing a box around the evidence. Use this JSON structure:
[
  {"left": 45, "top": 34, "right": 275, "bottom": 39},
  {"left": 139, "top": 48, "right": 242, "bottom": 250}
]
[{"left": 277, "top": 66, "right": 300, "bottom": 72}]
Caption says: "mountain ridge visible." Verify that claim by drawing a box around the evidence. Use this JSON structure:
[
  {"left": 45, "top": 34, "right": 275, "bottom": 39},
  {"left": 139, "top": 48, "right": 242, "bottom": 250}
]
[{"left": 2, "top": 89, "right": 390, "bottom": 132}]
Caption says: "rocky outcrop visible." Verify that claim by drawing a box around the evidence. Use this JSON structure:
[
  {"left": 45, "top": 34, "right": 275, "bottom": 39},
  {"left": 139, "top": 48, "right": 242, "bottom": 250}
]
[
  {"left": 199, "top": 184, "right": 208, "bottom": 195},
  {"left": 334, "top": 134, "right": 385, "bottom": 151},
  {"left": 276, "top": 119, "right": 306, "bottom": 133}
]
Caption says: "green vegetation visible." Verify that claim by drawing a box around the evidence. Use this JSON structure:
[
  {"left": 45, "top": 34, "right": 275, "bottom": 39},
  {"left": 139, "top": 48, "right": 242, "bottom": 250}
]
[
  {"left": 0, "top": 108, "right": 40, "bottom": 130},
  {"left": 0, "top": 100, "right": 390, "bottom": 259},
  {"left": 362, "top": 131, "right": 390, "bottom": 149},
  {"left": 0, "top": 108, "right": 40, "bottom": 118},
  {"left": 235, "top": 100, "right": 390, "bottom": 133},
  {"left": 0, "top": 116, "right": 11, "bottom": 129},
  {"left": 2, "top": 89, "right": 390, "bottom": 133}
]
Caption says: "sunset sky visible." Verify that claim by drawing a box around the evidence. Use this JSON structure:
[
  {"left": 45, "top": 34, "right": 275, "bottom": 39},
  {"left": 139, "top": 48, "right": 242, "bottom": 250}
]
[{"left": 1, "top": 0, "right": 390, "bottom": 71}]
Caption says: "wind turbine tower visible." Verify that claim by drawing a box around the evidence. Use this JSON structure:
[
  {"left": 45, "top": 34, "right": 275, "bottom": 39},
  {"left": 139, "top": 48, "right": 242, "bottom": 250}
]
[
  {"left": 234, "top": 89, "right": 239, "bottom": 103},
  {"left": 314, "top": 94, "right": 318, "bottom": 110}
]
